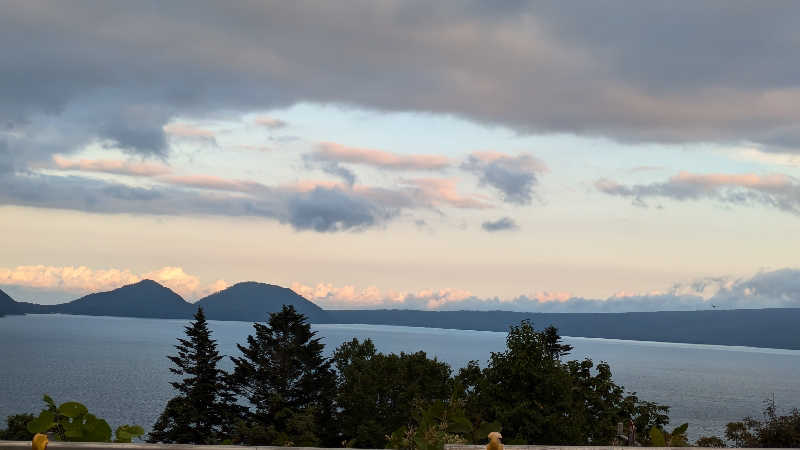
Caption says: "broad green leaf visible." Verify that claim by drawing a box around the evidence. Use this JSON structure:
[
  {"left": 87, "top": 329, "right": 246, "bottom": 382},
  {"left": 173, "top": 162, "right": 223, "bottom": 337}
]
[
  {"left": 84, "top": 418, "right": 112, "bottom": 442},
  {"left": 43, "top": 395, "right": 57, "bottom": 411},
  {"left": 115, "top": 431, "right": 132, "bottom": 443},
  {"left": 115, "top": 425, "right": 144, "bottom": 443},
  {"left": 650, "top": 427, "right": 666, "bottom": 447},
  {"left": 59, "top": 402, "right": 88, "bottom": 419},
  {"left": 63, "top": 422, "right": 84, "bottom": 439},
  {"left": 27, "top": 411, "right": 55, "bottom": 434}
]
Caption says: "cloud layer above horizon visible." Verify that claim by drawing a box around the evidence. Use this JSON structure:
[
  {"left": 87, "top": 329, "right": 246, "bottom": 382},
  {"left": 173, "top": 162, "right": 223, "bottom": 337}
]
[
  {"left": 4, "top": 2, "right": 800, "bottom": 304},
  {"left": 4, "top": 265, "right": 800, "bottom": 314}
]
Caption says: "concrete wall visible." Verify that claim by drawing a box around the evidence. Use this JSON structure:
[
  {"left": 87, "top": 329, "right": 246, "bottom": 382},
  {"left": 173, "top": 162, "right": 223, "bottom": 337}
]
[{"left": 2, "top": 443, "right": 797, "bottom": 450}]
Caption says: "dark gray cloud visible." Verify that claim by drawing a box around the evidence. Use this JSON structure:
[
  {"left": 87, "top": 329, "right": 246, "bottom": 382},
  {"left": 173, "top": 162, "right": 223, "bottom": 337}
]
[
  {"left": 461, "top": 153, "right": 547, "bottom": 204},
  {"left": 5, "top": 0, "right": 800, "bottom": 163},
  {"left": 596, "top": 172, "right": 800, "bottom": 213},
  {"left": 0, "top": 171, "right": 394, "bottom": 231},
  {"left": 481, "top": 217, "right": 518, "bottom": 232},
  {"left": 287, "top": 187, "right": 390, "bottom": 232}
]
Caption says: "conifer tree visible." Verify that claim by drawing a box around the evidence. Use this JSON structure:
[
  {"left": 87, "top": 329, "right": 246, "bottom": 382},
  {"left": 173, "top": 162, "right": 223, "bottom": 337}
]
[
  {"left": 230, "top": 305, "right": 337, "bottom": 446},
  {"left": 148, "top": 307, "right": 239, "bottom": 444}
]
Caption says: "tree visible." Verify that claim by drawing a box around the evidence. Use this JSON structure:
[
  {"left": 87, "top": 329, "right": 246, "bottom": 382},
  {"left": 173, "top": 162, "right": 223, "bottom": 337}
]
[
  {"left": 696, "top": 435, "right": 726, "bottom": 447},
  {"left": 0, "top": 414, "right": 35, "bottom": 441},
  {"left": 457, "top": 320, "right": 670, "bottom": 445},
  {"left": 334, "top": 338, "right": 453, "bottom": 448},
  {"left": 148, "top": 307, "right": 239, "bottom": 444},
  {"left": 230, "top": 305, "right": 337, "bottom": 446},
  {"left": 648, "top": 423, "right": 689, "bottom": 447},
  {"left": 726, "top": 399, "right": 800, "bottom": 448}
]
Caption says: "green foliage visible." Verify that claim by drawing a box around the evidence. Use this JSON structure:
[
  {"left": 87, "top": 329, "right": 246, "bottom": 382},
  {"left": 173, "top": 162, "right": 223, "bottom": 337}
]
[
  {"left": 456, "top": 320, "right": 670, "bottom": 445},
  {"left": 387, "top": 385, "right": 496, "bottom": 450},
  {"left": 696, "top": 435, "right": 726, "bottom": 447},
  {"left": 0, "top": 414, "right": 36, "bottom": 441},
  {"left": 648, "top": 423, "right": 689, "bottom": 447},
  {"left": 148, "top": 307, "right": 242, "bottom": 444},
  {"left": 333, "top": 337, "right": 454, "bottom": 448},
  {"left": 25, "top": 395, "right": 141, "bottom": 443},
  {"left": 114, "top": 425, "right": 145, "bottom": 443},
  {"left": 230, "top": 305, "right": 337, "bottom": 446},
  {"left": 725, "top": 399, "right": 800, "bottom": 448}
]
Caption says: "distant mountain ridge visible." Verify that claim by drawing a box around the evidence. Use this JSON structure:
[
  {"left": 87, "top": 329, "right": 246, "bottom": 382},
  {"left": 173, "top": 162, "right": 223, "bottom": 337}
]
[
  {"left": 3, "top": 280, "right": 800, "bottom": 350},
  {"left": 0, "top": 287, "right": 23, "bottom": 316},
  {"left": 196, "top": 281, "right": 328, "bottom": 322},
  {"left": 0, "top": 279, "right": 327, "bottom": 322},
  {"left": 45, "top": 279, "right": 194, "bottom": 319}
]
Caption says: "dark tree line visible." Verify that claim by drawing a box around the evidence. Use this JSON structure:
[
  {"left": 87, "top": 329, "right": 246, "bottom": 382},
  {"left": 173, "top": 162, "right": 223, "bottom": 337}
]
[{"left": 144, "top": 306, "right": 679, "bottom": 447}]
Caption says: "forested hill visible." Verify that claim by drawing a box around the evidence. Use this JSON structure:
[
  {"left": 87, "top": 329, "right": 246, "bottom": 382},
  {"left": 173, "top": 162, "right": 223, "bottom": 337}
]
[
  {"left": 322, "top": 308, "right": 800, "bottom": 350},
  {"left": 0, "top": 287, "right": 21, "bottom": 316},
  {"left": 5, "top": 280, "right": 800, "bottom": 349}
]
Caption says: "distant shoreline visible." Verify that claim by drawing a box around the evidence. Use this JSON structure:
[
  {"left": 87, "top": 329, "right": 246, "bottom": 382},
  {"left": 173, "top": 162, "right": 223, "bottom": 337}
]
[{"left": 6, "top": 307, "right": 800, "bottom": 351}]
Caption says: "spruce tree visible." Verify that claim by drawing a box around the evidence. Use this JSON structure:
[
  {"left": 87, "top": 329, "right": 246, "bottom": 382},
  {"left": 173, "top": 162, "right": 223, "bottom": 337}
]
[
  {"left": 148, "top": 307, "right": 239, "bottom": 444},
  {"left": 230, "top": 305, "right": 337, "bottom": 446}
]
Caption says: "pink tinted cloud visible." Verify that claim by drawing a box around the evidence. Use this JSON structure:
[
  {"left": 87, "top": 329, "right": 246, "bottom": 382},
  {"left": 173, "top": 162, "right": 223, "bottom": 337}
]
[
  {"left": 670, "top": 171, "right": 793, "bottom": 190},
  {"left": 161, "top": 175, "right": 267, "bottom": 193},
  {"left": 597, "top": 170, "right": 800, "bottom": 213},
  {"left": 254, "top": 116, "right": 288, "bottom": 129},
  {"left": 315, "top": 142, "right": 451, "bottom": 170},
  {"left": 404, "top": 177, "right": 493, "bottom": 209},
  {"left": 290, "top": 282, "right": 474, "bottom": 310},
  {"left": 163, "top": 123, "right": 216, "bottom": 138},
  {"left": 52, "top": 155, "right": 172, "bottom": 177},
  {"left": 0, "top": 265, "right": 227, "bottom": 300}
]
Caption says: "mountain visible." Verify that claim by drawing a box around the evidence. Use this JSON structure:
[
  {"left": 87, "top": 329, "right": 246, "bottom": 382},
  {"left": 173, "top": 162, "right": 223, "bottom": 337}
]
[
  {"left": 0, "top": 287, "right": 23, "bottom": 316},
  {"left": 51, "top": 279, "right": 195, "bottom": 319},
  {"left": 196, "top": 281, "right": 328, "bottom": 322}
]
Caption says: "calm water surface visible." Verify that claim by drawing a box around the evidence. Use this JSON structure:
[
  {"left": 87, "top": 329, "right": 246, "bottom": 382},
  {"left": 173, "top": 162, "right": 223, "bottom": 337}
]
[{"left": 2, "top": 314, "right": 799, "bottom": 442}]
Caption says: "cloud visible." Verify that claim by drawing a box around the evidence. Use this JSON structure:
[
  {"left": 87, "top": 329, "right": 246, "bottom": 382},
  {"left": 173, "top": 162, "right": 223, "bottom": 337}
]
[
  {"left": 461, "top": 152, "right": 548, "bottom": 204},
  {"left": 290, "top": 282, "right": 473, "bottom": 310},
  {"left": 309, "top": 142, "right": 452, "bottom": 170},
  {"left": 402, "top": 177, "right": 493, "bottom": 209},
  {"left": 52, "top": 155, "right": 172, "bottom": 177},
  {"left": 0, "top": 171, "right": 395, "bottom": 231},
  {"left": 161, "top": 175, "right": 267, "bottom": 193},
  {"left": 302, "top": 153, "right": 357, "bottom": 186},
  {"left": 254, "top": 116, "right": 287, "bottom": 130},
  {"left": 10, "top": 1, "right": 800, "bottom": 163},
  {"left": 0, "top": 265, "right": 227, "bottom": 301},
  {"left": 596, "top": 171, "right": 800, "bottom": 213},
  {"left": 482, "top": 216, "right": 518, "bottom": 232},
  {"left": 292, "top": 268, "right": 800, "bottom": 312},
  {"left": 162, "top": 122, "right": 215, "bottom": 139}
]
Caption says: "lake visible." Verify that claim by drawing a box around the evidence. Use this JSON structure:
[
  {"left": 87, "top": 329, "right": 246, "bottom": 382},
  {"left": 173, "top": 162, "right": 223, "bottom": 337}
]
[{"left": 2, "top": 314, "right": 799, "bottom": 442}]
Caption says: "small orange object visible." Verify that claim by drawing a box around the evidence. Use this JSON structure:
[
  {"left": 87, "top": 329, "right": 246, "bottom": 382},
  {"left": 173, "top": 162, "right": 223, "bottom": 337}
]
[
  {"left": 486, "top": 431, "right": 503, "bottom": 450},
  {"left": 32, "top": 433, "right": 48, "bottom": 450}
]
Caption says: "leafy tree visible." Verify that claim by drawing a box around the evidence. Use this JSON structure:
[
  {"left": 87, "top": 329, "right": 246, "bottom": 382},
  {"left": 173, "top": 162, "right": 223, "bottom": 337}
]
[
  {"left": 230, "top": 305, "right": 337, "bottom": 446},
  {"left": 458, "top": 320, "right": 670, "bottom": 445},
  {"left": 648, "top": 423, "right": 689, "bottom": 447},
  {"left": 696, "top": 435, "right": 726, "bottom": 447},
  {"left": 726, "top": 400, "right": 800, "bottom": 448},
  {"left": 148, "top": 307, "right": 240, "bottom": 444},
  {"left": 334, "top": 338, "right": 454, "bottom": 448},
  {"left": 0, "top": 414, "right": 35, "bottom": 441}
]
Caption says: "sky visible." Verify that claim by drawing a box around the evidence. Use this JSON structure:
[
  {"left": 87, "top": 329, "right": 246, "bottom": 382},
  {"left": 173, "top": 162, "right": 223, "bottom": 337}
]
[{"left": 3, "top": 1, "right": 800, "bottom": 311}]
